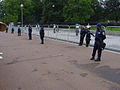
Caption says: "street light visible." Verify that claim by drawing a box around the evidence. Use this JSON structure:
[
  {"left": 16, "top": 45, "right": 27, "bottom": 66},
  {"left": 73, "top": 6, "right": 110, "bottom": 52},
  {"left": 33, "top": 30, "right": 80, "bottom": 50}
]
[
  {"left": 20, "top": 4, "right": 23, "bottom": 32},
  {"left": 52, "top": 4, "right": 55, "bottom": 8}
]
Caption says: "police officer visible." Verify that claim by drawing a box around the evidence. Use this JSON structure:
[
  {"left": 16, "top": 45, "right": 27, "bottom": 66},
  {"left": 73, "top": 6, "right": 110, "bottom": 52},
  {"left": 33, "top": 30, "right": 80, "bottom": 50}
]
[
  {"left": 18, "top": 26, "right": 21, "bottom": 36},
  {"left": 79, "top": 26, "right": 87, "bottom": 46},
  {"left": 11, "top": 27, "right": 14, "bottom": 34},
  {"left": 90, "top": 24, "right": 106, "bottom": 61},
  {"left": 85, "top": 28, "right": 94, "bottom": 47},
  {"left": 28, "top": 25, "right": 32, "bottom": 40},
  {"left": 6, "top": 26, "right": 8, "bottom": 33},
  {"left": 39, "top": 26, "right": 45, "bottom": 44}
]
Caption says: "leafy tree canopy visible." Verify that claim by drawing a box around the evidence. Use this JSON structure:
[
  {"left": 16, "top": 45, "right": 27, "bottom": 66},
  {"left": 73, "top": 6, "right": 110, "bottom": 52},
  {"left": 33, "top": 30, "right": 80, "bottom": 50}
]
[{"left": 63, "top": 0, "right": 94, "bottom": 23}]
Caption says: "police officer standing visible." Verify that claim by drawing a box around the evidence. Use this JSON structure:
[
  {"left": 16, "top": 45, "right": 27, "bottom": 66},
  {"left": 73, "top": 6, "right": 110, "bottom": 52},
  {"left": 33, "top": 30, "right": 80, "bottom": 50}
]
[
  {"left": 28, "top": 25, "right": 32, "bottom": 40},
  {"left": 85, "top": 28, "right": 94, "bottom": 47},
  {"left": 39, "top": 26, "right": 45, "bottom": 44},
  {"left": 18, "top": 26, "right": 21, "bottom": 36},
  {"left": 90, "top": 24, "right": 106, "bottom": 61},
  {"left": 11, "top": 27, "right": 14, "bottom": 34},
  {"left": 6, "top": 25, "right": 8, "bottom": 33},
  {"left": 79, "top": 26, "right": 87, "bottom": 46}
]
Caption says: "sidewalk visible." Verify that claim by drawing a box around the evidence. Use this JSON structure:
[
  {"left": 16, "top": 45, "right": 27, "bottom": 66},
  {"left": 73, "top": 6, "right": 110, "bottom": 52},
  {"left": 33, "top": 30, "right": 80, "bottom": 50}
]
[{"left": 0, "top": 32, "right": 120, "bottom": 90}]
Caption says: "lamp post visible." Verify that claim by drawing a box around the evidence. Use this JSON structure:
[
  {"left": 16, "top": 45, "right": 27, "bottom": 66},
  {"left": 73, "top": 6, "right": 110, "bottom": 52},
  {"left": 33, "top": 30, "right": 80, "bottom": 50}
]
[
  {"left": 20, "top": 4, "right": 23, "bottom": 31},
  {"left": 52, "top": 4, "right": 55, "bottom": 24},
  {"left": 3, "top": 13, "right": 5, "bottom": 23}
]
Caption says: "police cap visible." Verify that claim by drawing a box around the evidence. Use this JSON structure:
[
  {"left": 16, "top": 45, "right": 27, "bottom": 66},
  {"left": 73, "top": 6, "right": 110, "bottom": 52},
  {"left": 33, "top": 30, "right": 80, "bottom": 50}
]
[{"left": 96, "top": 23, "right": 102, "bottom": 27}]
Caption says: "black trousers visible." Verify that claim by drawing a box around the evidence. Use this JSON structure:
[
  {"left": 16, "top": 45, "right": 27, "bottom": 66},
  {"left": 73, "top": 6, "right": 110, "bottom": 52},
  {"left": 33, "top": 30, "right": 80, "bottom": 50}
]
[
  {"left": 6, "top": 29, "right": 8, "bottom": 33},
  {"left": 53, "top": 28, "right": 56, "bottom": 33},
  {"left": 18, "top": 32, "right": 21, "bottom": 36},
  {"left": 79, "top": 34, "right": 85, "bottom": 45},
  {"left": 29, "top": 33, "right": 32, "bottom": 40},
  {"left": 11, "top": 30, "right": 14, "bottom": 34},
  {"left": 40, "top": 37, "right": 44, "bottom": 44},
  {"left": 86, "top": 39, "right": 90, "bottom": 47},
  {"left": 92, "top": 45, "right": 102, "bottom": 59}
]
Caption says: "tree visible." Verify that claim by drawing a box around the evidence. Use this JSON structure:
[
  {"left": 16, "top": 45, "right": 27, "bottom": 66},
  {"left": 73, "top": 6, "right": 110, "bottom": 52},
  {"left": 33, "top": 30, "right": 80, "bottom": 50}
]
[
  {"left": 63, "top": 0, "right": 94, "bottom": 23},
  {"left": 41, "top": 0, "right": 65, "bottom": 24},
  {"left": 104, "top": 0, "right": 120, "bottom": 22},
  {"left": 2, "top": 0, "right": 34, "bottom": 24},
  {"left": 88, "top": 0, "right": 106, "bottom": 23},
  {"left": 31, "top": 0, "right": 43, "bottom": 23},
  {"left": 0, "top": 1, "right": 5, "bottom": 22}
]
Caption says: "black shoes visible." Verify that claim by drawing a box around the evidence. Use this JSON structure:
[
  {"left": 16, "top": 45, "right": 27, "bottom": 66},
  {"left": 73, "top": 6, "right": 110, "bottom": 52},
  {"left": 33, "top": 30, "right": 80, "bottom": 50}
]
[
  {"left": 90, "top": 57, "right": 101, "bottom": 62},
  {"left": 86, "top": 45, "right": 89, "bottom": 47},
  {"left": 95, "top": 58, "right": 101, "bottom": 62},
  {"left": 90, "top": 57, "right": 94, "bottom": 60}
]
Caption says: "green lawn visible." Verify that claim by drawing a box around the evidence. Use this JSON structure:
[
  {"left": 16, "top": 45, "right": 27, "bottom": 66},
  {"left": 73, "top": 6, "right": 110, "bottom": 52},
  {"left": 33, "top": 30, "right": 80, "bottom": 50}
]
[{"left": 91, "top": 26, "right": 120, "bottom": 31}]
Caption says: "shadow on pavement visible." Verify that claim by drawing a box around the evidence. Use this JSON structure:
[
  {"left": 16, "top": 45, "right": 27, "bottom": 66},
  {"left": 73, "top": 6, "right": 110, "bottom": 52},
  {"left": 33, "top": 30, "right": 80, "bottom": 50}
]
[{"left": 70, "top": 61, "right": 120, "bottom": 84}]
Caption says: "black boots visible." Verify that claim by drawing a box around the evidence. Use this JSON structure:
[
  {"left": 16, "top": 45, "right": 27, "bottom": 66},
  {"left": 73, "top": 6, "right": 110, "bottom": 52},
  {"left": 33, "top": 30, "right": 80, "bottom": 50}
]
[
  {"left": 90, "top": 57, "right": 94, "bottom": 60},
  {"left": 95, "top": 58, "right": 101, "bottom": 61},
  {"left": 90, "top": 57, "right": 101, "bottom": 61}
]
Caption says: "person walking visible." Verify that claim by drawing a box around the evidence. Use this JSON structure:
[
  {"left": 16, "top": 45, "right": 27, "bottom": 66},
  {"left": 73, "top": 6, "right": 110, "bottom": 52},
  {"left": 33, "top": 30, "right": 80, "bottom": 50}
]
[
  {"left": 28, "top": 25, "right": 32, "bottom": 40},
  {"left": 90, "top": 24, "right": 106, "bottom": 61},
  {"left": 39, "top": 26, "right": 45, "bottom": 44}
]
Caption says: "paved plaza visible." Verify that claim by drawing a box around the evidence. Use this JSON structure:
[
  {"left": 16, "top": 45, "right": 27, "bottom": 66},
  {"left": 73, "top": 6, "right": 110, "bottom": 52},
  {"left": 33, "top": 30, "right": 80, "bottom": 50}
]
[{"left": 0, "top": 32, "right": 120, "bottom": 90}]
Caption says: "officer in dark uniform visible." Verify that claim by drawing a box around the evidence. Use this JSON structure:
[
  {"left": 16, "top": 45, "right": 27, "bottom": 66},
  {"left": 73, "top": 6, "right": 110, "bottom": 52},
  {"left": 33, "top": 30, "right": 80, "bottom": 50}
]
[
  {"left": 11, "top": 27, "right": 14, "bottom": 34},
  {"left": 39, "top": 26, "right": 45, "bottom": 44},
  {"left": 6, "top": 26, "right": 8, "bottom": 33},
  {"left": 79, "top": 26, "right": 87, "bottom": 46},
  {"left": 18, "top": 26, "right": 21, "bottom": 36},
  {"left": 85, "top": 29, "right": 94, "bottom": 47},
  {"left": 90, "top": 24, "right": 106, "bottom": 61},
  {"left": 28, "top": 25, "right": 32, "bottom": 40}
]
